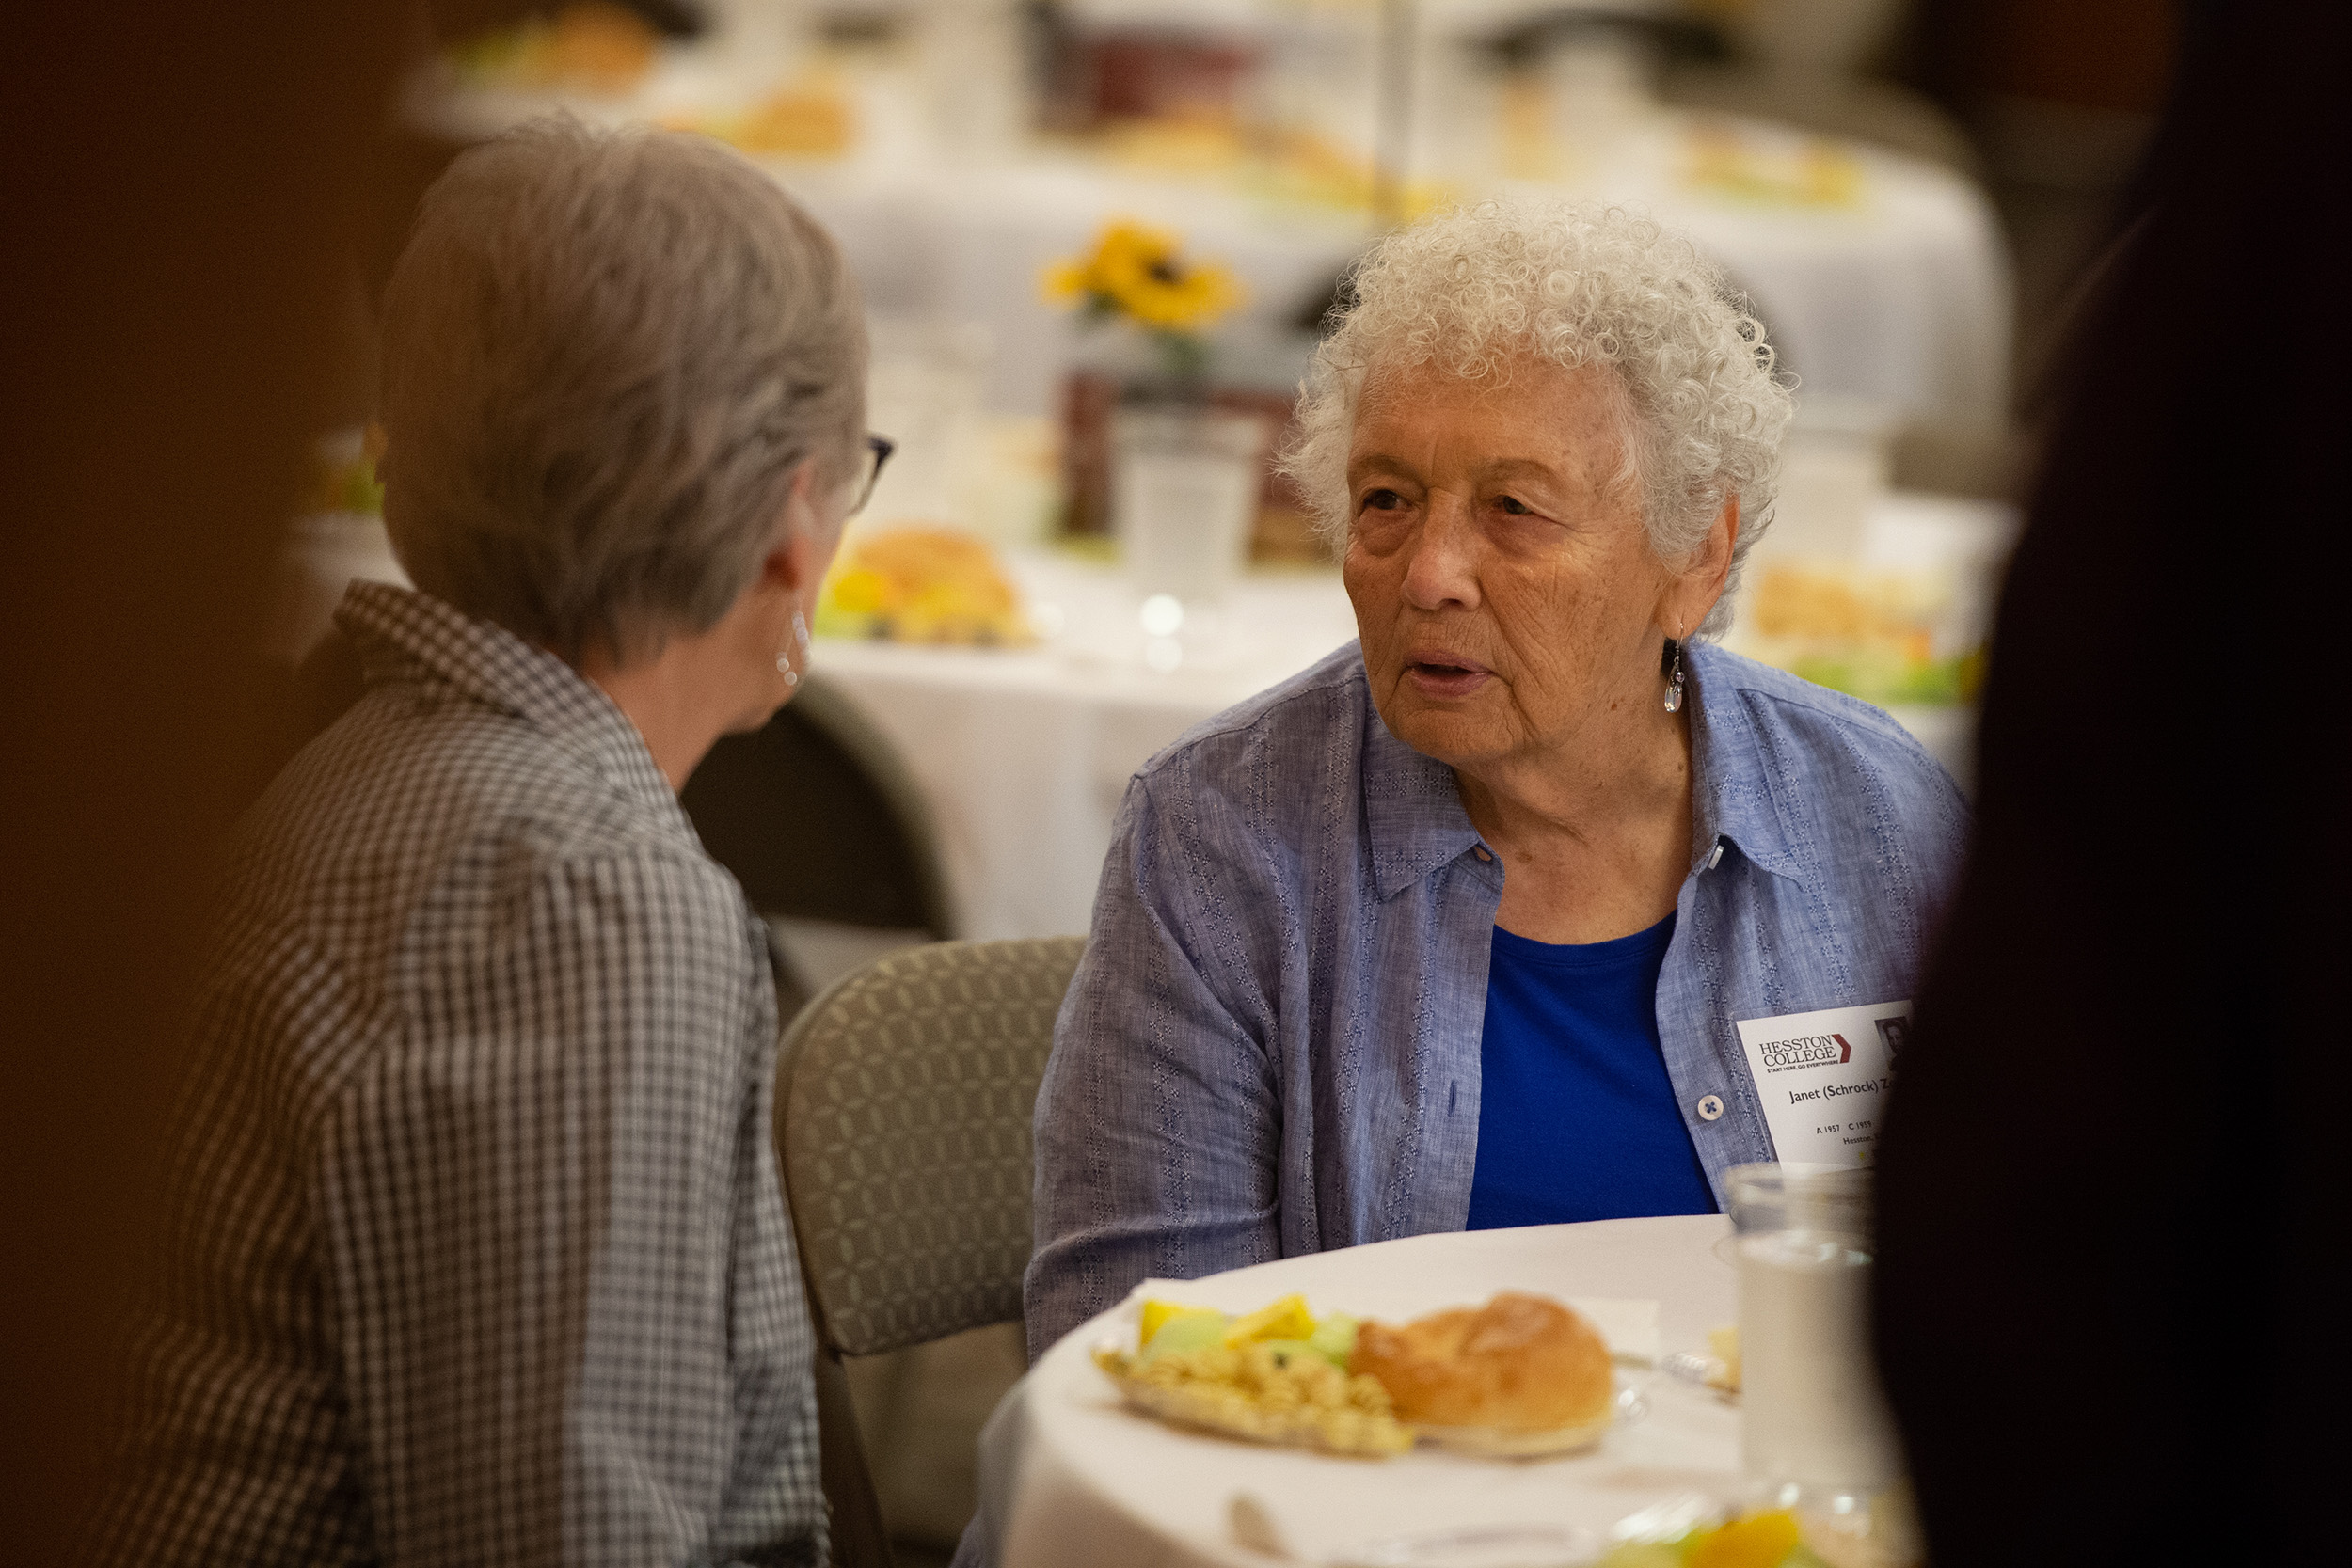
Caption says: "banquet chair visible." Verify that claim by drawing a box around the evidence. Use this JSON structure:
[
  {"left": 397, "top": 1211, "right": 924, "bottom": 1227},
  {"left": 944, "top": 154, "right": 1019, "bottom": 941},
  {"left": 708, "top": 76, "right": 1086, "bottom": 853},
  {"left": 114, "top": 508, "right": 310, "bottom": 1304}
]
[
  {"left": 681, "top": 674, "right": 957, "bottom": 1020},
  {"left": 775, "top": 935, "right": 1088, "bottom": 1568}
]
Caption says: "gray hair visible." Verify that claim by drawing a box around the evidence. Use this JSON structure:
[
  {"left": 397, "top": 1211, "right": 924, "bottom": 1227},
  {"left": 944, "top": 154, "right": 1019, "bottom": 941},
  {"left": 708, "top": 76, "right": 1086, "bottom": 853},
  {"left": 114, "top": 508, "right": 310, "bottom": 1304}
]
[
  {"left": 1280, "top": 201, "right": 1792, "bottom": 638},
  {"left": 379, "top": 115, "right": 866, "bottom": 662}
]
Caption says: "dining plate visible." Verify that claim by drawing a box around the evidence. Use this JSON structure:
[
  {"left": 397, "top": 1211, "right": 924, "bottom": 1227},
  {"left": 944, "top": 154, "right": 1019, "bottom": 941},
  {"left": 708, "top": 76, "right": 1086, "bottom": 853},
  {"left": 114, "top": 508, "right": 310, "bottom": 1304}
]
[
  {"left": 1410, "top": 1383, "right": 1649, "bottom": 1458},
  {"left": 1000, "top": 1217, "right": 1743, "bottom": 1568}
]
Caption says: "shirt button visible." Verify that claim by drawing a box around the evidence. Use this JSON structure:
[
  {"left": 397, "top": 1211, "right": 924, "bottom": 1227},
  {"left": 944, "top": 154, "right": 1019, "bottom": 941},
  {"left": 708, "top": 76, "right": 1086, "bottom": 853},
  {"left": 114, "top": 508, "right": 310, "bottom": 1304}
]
[
  {"left": 1472, "top": 846, "right": 1493, "bottom": 863},
  {"left": 1696, "top": 1094, "right": 1725, "bottom": 1122}
]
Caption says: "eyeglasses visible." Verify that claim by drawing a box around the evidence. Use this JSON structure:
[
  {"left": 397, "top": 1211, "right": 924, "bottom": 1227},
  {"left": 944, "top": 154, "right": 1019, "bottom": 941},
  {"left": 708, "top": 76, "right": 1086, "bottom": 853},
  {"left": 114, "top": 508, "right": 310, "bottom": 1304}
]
[{"left": 850, "top": 434, "right": 895, "bottom": 516}]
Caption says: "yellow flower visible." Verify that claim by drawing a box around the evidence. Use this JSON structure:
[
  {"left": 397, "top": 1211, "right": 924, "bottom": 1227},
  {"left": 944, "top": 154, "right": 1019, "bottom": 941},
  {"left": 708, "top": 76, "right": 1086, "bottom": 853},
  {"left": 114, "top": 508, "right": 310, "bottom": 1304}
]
[
  {"left": 1041, "top": 219, "right": 1244, "bottom": 334},
  {"left": 1041, "top": 259, "right": 1091, "bottom": 303}
]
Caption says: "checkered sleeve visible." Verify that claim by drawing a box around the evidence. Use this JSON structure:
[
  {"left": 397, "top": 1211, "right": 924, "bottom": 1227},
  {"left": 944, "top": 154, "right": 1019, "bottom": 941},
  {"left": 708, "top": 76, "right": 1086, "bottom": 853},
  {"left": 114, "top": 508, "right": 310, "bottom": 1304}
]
[{"left": 312, "top": 841, "right": 818, "bottom": 1568}]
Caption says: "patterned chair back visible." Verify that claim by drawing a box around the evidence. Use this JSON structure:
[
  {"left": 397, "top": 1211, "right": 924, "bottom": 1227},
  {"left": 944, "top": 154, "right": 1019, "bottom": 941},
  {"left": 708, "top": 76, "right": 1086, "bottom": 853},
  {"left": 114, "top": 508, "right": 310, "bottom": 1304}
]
[{"left": 776, "top": 936, "right": 1086, "bottom": 1359}]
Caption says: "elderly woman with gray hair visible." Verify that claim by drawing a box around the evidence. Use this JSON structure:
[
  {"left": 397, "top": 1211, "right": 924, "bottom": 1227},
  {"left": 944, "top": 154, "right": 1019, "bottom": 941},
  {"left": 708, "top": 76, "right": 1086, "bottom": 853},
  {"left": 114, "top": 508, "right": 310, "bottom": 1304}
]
[
  {"left": 103, "top": 119, "right": 871, "bottom": 1566},
  {"left": 1026, "top": 203, "right": 1968, "bottom": 1352}
]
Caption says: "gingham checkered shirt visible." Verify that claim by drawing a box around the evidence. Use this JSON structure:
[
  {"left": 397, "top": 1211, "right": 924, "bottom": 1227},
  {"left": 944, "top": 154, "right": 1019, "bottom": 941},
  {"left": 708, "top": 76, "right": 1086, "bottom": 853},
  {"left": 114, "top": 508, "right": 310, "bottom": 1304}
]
[{"left": 101, "top": 582, "right": 823, "bottom": 1567}]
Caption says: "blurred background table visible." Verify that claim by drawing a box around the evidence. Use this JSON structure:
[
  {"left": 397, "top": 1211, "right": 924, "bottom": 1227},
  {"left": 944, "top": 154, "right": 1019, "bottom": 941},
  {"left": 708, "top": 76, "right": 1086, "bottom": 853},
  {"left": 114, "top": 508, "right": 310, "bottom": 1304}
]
[
  {"left": 979, "top": 1213, "right": 1737, "bottom": 1568},
  {"left": 280, "top": 487, "right": 2008, "bottom": 950},
  {"left": 812, "top": 487, "right": 2009, "bottom": 944},
  {"left": 418, "top": 55, "right": 2010, "bottom": 431},
  {"left": 811, "top": 551, "right": 1357, "bottom": 942}
]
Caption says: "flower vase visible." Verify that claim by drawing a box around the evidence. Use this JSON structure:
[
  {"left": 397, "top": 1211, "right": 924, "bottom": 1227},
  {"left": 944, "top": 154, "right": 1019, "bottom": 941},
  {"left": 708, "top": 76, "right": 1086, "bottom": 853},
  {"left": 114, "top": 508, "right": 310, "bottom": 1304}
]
[{"left": 1109, "top": 404, "right": 1271, "bottom": 658}]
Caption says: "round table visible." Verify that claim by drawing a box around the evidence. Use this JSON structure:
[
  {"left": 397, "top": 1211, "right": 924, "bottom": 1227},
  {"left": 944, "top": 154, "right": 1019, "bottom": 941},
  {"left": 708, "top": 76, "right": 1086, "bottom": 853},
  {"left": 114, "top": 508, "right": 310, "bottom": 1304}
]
[{"left": 977, "top": 1215, "right": 1740, "bottom": 1568}]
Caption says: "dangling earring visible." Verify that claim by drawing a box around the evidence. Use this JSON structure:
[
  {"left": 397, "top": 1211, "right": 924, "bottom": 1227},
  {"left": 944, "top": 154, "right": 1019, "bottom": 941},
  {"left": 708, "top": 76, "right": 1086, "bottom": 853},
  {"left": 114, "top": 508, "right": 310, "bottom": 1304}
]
[
  {"left": 776, "top": 609, "right": 812, "bottom": 688},
  {"left": 1662, "top": 634, "right": 1686, "bottom": 713}
]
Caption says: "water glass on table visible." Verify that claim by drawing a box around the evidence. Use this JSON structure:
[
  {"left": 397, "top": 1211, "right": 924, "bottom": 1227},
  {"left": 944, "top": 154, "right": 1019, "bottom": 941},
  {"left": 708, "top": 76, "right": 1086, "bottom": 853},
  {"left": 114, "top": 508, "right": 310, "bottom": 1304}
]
[{"left": 1725, "top": 1163, "right": 1904, "bottom": 1494}]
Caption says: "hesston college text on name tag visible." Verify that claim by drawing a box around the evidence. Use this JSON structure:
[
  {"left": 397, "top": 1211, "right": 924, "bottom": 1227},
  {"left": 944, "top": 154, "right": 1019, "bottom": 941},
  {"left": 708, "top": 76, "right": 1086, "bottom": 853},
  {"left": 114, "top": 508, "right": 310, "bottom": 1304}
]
[{"left": 1734, "top": 1001, "right": 1913, "bottom": 1166}]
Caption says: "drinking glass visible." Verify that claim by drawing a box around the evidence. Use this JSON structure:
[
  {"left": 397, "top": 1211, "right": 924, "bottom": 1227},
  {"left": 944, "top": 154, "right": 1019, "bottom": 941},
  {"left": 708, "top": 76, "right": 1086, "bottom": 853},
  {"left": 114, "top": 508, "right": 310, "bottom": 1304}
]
[
  {"left": 1111, "top": 406, "right": 1270, "bottom": 620},
  {"left": 1725, "top": 1163, "right": 1903, "bottom": 1492}
]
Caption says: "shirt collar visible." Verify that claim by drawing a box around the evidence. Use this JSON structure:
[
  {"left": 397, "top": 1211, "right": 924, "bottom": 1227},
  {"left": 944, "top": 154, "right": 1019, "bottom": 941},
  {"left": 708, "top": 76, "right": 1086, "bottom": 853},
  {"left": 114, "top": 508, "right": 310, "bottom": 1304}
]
[
  {"left": 333, "top": 580, "right": 680, "bottom": 819},
  {"left": 1354, "top": 639, "right": 1804, "bottom": 896},
  {"left": 1685, "top": 639, "right": 1803, "bottom": 882}
]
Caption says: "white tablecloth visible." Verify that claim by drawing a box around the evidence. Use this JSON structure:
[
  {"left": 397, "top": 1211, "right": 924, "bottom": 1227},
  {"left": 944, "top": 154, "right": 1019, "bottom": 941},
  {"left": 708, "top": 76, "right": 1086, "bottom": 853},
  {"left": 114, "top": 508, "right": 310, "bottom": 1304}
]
[
  {"left": 813, "top": 555, "right": 1362, "bottom": 941},
  {"left": 816, "top": 490, "right": 2009, "bottom": 942},
  {"left": 977, "top": 1215, "right": 1739, "bottom": 1568}
]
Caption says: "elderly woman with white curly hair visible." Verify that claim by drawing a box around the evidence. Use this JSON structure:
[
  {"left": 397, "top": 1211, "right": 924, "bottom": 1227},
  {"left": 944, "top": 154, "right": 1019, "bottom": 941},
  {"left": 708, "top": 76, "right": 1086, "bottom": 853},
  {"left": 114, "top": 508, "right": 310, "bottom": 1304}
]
[
  {"left": 103, "top": 119, "right": 877, "bottom": 1566},
  {"left": 1025, "top": 202, "right": 1968, "bottom": 1352}
]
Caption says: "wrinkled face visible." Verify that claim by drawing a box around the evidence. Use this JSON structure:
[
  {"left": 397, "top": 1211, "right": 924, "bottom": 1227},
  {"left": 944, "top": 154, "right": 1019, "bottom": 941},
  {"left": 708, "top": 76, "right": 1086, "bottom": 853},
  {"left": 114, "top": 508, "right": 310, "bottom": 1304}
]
[{"left": 1343, "top": 356, "right": 1676, "bottom": 775}]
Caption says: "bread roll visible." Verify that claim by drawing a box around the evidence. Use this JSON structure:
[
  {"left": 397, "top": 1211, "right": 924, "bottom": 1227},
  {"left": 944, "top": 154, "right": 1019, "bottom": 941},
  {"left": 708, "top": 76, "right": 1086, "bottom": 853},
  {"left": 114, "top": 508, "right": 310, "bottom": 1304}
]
[{"left": 1352, "top": 1291, "right": 1613, "bottom": 1433}]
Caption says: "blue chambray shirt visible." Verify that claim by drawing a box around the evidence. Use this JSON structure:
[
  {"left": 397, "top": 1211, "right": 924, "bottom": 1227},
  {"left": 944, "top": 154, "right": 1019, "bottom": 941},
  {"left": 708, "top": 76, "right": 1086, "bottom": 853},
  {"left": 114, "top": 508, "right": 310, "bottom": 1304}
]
[{"left": 1025, "top": 638, "right": 1969, "bottom": 1357}]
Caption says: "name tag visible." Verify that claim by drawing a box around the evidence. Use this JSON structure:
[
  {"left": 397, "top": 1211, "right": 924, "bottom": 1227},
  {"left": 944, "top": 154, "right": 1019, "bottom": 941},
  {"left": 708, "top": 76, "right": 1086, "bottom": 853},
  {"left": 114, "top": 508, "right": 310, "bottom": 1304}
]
[{"left": 1734, "top": 1001, "right": 1912, "bottom": 1166}]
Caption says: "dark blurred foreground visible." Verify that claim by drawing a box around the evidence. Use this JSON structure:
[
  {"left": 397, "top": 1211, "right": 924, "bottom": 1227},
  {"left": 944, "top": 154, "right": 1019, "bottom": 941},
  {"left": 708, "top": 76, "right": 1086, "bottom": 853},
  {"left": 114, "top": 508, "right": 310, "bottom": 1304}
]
[
  {"left": 0, "top": 4, "right": 407, "bottom": 1555},
  {"left": 1875, "top": 2, "right": 2345, "bottom": 1562}
]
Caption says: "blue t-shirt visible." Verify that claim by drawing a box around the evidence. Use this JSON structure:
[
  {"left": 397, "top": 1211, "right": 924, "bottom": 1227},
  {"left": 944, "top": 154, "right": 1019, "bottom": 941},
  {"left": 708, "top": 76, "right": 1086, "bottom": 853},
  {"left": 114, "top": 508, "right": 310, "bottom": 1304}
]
[{"left": 1464, "top": 913, "right": 1718, "bottom": 1229}]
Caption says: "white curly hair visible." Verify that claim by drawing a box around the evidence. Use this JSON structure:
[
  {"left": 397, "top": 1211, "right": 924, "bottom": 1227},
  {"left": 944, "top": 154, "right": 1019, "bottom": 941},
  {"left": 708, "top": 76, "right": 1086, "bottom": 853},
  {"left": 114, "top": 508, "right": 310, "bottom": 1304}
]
[{"left": 1280, "top": 201, "right": 1793, "bottom": 638}]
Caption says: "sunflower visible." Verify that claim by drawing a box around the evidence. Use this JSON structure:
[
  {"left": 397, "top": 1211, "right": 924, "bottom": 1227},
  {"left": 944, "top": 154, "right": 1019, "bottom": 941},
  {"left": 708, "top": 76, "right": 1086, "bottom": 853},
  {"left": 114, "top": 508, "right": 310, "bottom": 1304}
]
[{"left": 1043, "top": 220, "right": 1243, "bottom": 335}]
